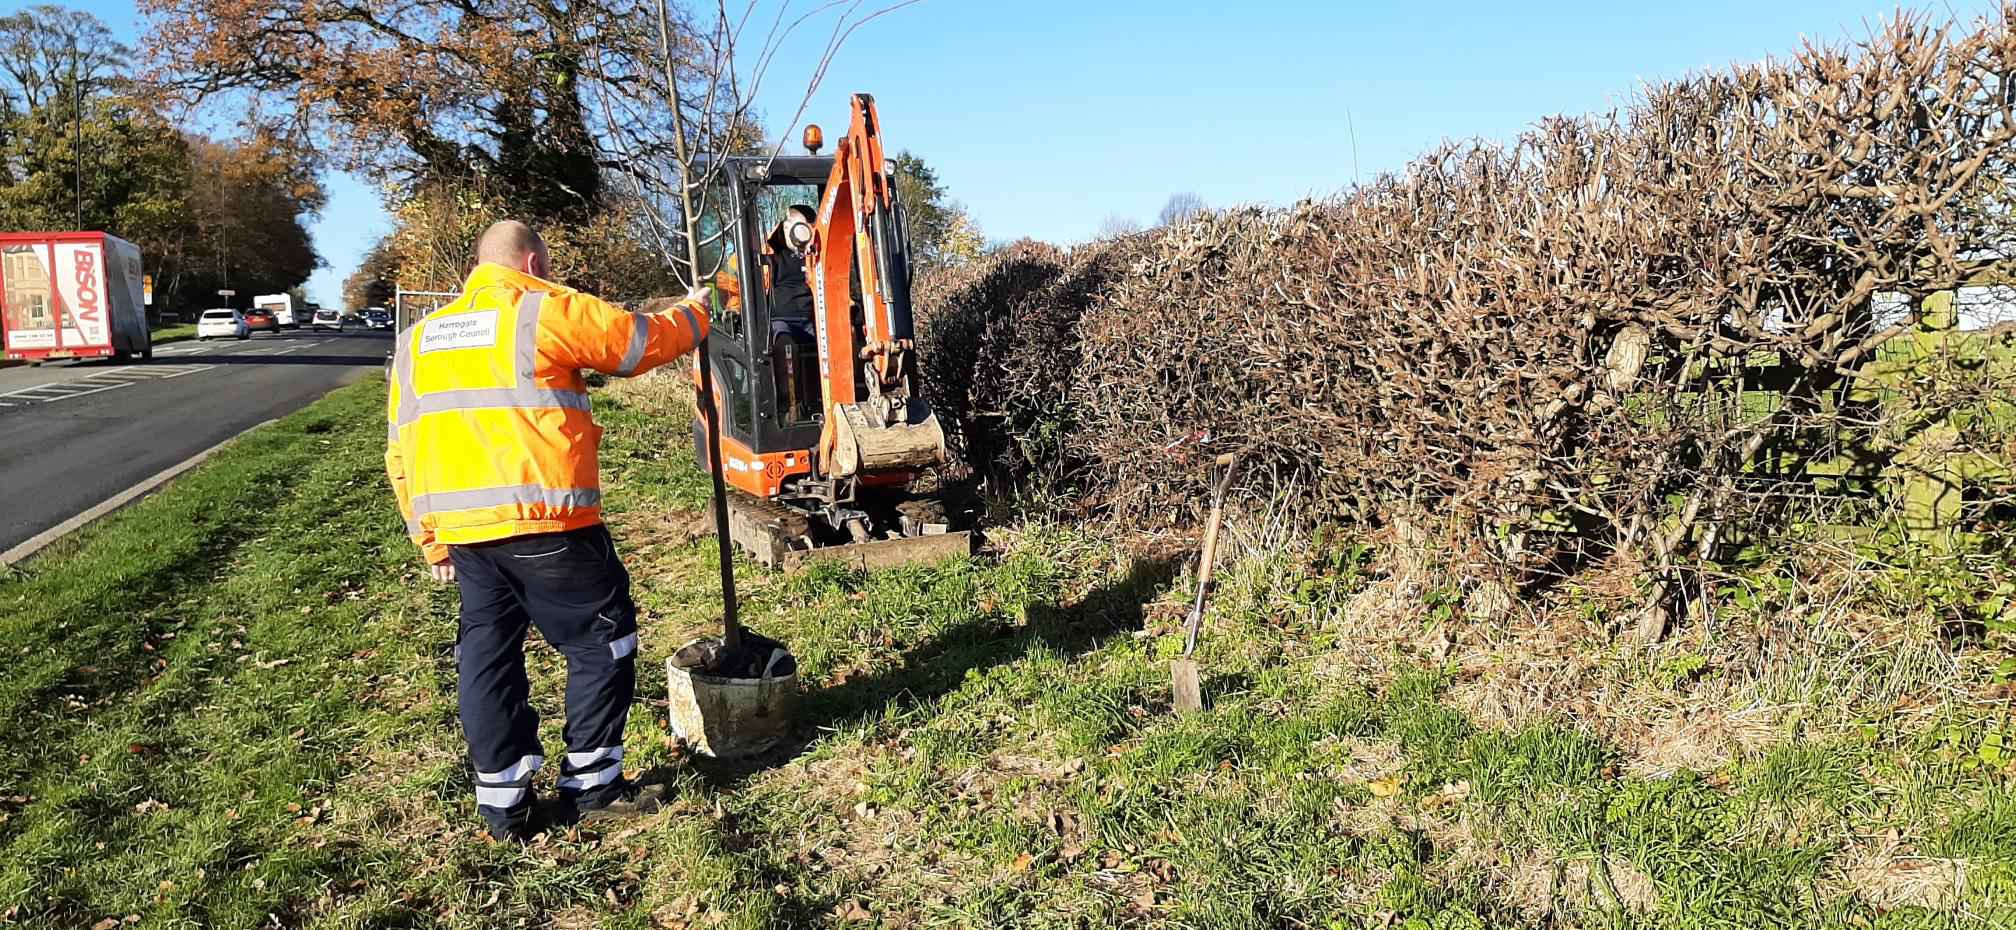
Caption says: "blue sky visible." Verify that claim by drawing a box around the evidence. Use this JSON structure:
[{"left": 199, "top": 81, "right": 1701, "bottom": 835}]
[{"left": 44, "top": 0, "right": 2008, "bottom": 307}]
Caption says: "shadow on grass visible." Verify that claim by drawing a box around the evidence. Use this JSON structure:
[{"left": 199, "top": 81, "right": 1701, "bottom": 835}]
[{"left": 673, "top": 555, "right": 1182, "bottom": 789}]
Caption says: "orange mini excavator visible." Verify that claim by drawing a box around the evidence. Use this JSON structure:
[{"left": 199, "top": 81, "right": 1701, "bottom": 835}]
[{"left": 688, "top": 93, "right": 969, "bottom": 571}]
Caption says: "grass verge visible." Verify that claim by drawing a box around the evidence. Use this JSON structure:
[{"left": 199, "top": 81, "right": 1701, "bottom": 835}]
[
  {"left": 151, "top": 323, "right": 198, "bottom": 346},
  {"left": 0, "top": 371, "right": 2009, "bottom": 929}
]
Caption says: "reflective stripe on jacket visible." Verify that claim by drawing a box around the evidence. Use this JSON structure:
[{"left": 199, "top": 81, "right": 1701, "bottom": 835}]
[{"left": 385, "top": 262, "right": 708, "bottom": 563}]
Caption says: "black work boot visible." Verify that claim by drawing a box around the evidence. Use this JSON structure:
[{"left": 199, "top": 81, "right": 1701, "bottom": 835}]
[
  {"left": 570, "top": 778, "right": 667, "bottom": 826},
  {"left": 480, "top": 789, "right": 539, "bottom": 843}
]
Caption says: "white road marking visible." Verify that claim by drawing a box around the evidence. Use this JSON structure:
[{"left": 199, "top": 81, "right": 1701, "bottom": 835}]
[
  {"left": 12, "top": 382, "right": 124, "bottom": 401},
  {"left": 0, "top": 364, "right": 218, "bottom": 407}
]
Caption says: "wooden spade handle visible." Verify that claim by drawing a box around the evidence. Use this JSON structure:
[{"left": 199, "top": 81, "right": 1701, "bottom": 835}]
[{"left": 1182, "top": 454, "right": 1241, "bottom": 656}]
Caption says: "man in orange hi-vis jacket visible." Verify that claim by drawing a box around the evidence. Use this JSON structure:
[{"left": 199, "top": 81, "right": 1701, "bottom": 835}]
[{"left": 384, "top": 220, "right": 709, "bottom": 841}]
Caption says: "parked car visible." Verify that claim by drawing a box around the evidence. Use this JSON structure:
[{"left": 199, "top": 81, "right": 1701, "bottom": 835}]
[
  {"left": 243, "top": 308, "right": 279, "bottom": 333},
  {"left": 363, "top": 308, "right": 394, "bottom": 330},
  {"left": 197, "top": 308, "right": 250, "bottom": 341},
  {"left": 311, "top": 307, "right": 345, "bottom": 331}
]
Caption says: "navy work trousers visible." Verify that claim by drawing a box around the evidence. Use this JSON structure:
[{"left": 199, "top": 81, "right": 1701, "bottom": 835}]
[{"left": 448, "top": 523, "right": 639, "bottom": 832}]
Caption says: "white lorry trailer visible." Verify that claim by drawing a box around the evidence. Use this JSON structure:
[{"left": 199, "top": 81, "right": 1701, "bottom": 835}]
[{"left": 253, "top": 293, "right": 298, "bottom": 328}]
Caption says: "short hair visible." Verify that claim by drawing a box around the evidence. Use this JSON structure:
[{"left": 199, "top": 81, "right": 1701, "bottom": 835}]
[{"left": 474, "top": 220, "right": 547, "bottom": 267}]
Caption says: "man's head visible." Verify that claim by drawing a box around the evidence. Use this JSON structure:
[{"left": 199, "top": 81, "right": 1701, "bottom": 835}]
[
  {"left": 778, "top": 205, "right": 816, "bottom": 253},
  {"left": 475, "top": 220, "right": 550, "bottom": 278}
]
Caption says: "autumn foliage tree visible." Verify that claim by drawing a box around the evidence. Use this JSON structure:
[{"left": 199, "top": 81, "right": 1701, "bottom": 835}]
[
  {"left": 0, "top": 6, "right": 323, "bottom": 318},
  {"left": 140, "top": 0, "right": 740, "bottom": 223},
  {"left": 161, "top": 133, "right": 326, "bottom": 306}
]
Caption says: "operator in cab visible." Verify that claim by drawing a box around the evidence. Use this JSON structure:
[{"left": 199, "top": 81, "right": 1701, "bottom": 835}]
[
  {"left": 707, "top": 205, "right": 822, "bottom": 422},
  {"left": 383, "top": 220, "right": 710, "bottom": 842}
]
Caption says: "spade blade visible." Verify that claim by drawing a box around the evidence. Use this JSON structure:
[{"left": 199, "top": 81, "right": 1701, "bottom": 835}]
[{"left": 1170, "top": 658, "right": 1203, "bottom": 713}]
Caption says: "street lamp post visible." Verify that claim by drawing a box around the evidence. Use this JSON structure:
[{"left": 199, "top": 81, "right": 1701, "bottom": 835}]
[{"left": 70, "top": 39, "right": 81, "bottom": 230}]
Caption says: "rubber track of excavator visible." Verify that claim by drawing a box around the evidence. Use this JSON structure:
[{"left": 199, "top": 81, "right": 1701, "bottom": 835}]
[{"left": 723, "top": 490, "right": 972, "bottom": 572}]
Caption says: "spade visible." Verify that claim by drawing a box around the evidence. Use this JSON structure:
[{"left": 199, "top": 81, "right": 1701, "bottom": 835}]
[{"left": 1172, "top": 453, "right": 1239, "bottom": 714}]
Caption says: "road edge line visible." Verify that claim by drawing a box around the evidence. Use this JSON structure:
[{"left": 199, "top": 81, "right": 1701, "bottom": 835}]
[{"left": 0, "top": 417, "right": 283, "bottom": 567}]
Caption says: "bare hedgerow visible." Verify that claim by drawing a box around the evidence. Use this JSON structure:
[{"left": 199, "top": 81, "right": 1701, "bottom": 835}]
[
  {"left": 914, "top": 7, "right": 2016, "bottom": 638},
  {"left": 916, "top": 237, "right": 1147, "bottom": 491}
]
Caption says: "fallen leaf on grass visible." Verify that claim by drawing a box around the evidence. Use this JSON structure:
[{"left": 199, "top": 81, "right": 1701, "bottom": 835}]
[
  {"left": 1011, "top": 852, "right": 1034, "bottom": 873},
  {"left": 1367, "top": 776, "right": 1402, "bottom": 798},
  {"left": 834, "top": 900, "right": 873, "bottom": 922},
  {"left": 1420, "top": 781, "right": 1470, "bottom": 812},
  {"left": 93, "top": 920, "right": 119, "bottom": 930},
  {"left": 133, "top": 799, "right": 167, "bottom": 814}
]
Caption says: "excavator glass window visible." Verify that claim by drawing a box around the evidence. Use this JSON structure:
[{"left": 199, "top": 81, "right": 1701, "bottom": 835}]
[
  {"left": 692, "top": 183, "right": 737, "bottom": 292},
  {"left": 750, "top": 180, "right": 824, "bottom": 431},
  {"left": 718, "top": 353, "right": 755, "bottom": 437},
  {"left": 753, "top": 184, "right": 821, "bottom": 240}
]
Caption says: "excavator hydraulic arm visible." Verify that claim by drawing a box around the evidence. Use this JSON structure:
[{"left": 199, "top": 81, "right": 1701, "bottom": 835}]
[{"left": 807, "top": 94, "right": 948, "bottom": 482}]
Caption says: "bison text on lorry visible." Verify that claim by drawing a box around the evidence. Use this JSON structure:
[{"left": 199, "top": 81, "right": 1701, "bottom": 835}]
[{"left": 0, "top": 232, "right": 151, "bottom": 363}]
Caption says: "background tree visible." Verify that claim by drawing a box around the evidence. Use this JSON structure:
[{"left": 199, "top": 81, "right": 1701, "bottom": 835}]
[
  {"left": 0, "top": 5, "right": 125, "bottom": 115},
  {"left": 1157, "top": 192, "right": 1206, "bottom": 226},
  {"left": 342, "top": 237, "right": 399, "bottom": 311},
  {"left": 891, "top": 150, "right": 984, "bottom": 272},
  {"left": 141, "top": 0, "right": 752, "bottom": 225},
  {"left": 0, "top": 6, "right": 322, "bottom": 320},
  {"left": 173, "top": 133, "right": 326, "bottom": 304},
  {"left": 1097, "top": 215, "right": 1142, "bottom": 237}
]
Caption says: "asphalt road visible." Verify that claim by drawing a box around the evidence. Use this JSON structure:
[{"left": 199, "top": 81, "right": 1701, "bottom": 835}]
[{"left": 0, "top": 326, "right": 393, "bottom": 554}]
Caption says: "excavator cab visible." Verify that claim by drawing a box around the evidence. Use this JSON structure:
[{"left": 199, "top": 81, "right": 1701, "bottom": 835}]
[
  {"left": 689, "top": 94, "right": 967, "bottom": 572},
  {"left": 690, "top": 157, "right": 836, "bottom": 463}
]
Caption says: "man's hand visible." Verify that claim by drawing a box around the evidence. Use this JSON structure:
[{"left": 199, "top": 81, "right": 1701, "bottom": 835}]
[{"left": 430, "top": 561, "right": 456, "bottom": 584}]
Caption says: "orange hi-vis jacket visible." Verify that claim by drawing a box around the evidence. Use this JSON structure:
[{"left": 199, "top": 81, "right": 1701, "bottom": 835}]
[{"left": 385, "top": 262, "right": 709, "bottom": 564}]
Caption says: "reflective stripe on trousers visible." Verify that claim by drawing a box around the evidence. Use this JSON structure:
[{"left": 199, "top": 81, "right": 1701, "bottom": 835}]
[
  {"left": 560, "top": 745, "right": 625, "bottom": 793},
  {"left": 474, "top": 753, "right": 544, "bottom": 810}
]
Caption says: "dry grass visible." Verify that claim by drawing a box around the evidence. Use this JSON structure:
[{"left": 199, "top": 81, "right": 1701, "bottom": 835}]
[{"left": 1837, "top": 841, "right": 1971, "bottom": 912}]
